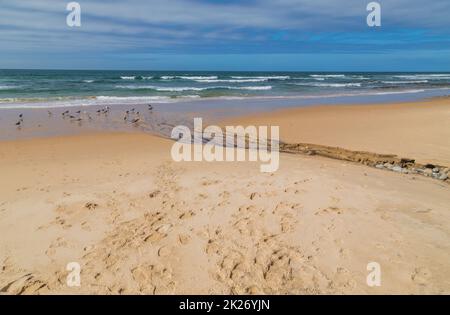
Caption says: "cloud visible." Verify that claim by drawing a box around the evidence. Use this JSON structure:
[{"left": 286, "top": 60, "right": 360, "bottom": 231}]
[{"left": 0, "top": 0, "right": 449, "bottom": 69}]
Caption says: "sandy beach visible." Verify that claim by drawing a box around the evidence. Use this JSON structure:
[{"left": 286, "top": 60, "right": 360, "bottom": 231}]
[
  {"left": 1, "top": 99, "right": 450, "bottom": 295},
  {"left": 222, "top": 97, "right": 450, "bottom": 166}
]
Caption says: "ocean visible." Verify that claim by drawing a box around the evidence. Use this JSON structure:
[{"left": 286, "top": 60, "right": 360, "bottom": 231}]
[{"left": 1, "top": 69, "right": 450, "bottom": 109}]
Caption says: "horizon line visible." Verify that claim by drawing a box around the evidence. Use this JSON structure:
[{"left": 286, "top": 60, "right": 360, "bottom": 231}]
[{"left": 2, "top": 68, "right": 450, "bottom": 73}]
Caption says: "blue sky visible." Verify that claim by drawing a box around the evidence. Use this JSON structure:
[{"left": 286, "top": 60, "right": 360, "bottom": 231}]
[{"left": 0, "top": 0, "right": 449, "bottom": 71}]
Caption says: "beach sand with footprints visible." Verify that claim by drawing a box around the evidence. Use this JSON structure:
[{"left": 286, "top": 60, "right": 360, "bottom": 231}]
[{"left": 0, "top": 98, "right": 450, "bottom": 294}]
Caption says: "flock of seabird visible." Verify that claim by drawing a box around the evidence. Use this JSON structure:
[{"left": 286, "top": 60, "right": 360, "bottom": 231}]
[{"left": 15, "top": 104, "right": 154, "bottom": 129}]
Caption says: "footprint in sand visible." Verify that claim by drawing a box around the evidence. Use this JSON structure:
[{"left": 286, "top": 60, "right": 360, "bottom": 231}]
[{"left": 411, "top": 267, "right": 432, "bottom": 286}]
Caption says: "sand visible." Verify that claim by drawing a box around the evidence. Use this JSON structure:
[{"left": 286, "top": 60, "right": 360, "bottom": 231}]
[
  {"left": 0, "top": 136, "right": 449, "bottom": 294},
  {"left": 222, "top": 98, "right": 450, "bottom": 166},
  {"left": 1, "top": 99, "right": 450, "bottom": 295}
]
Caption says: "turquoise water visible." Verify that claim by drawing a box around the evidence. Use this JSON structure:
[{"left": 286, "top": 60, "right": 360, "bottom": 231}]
[{"left": 1, "top": 69, "right": 450, "bottom": 108}]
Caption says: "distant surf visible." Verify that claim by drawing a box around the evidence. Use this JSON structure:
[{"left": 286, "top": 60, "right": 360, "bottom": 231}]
[{"left": 0, "top": 70, "right": 449, "bottom": 109}]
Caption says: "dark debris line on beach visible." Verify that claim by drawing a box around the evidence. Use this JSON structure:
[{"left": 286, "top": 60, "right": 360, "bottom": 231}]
[{"left": 279, "top": 142, "right": 449, "bottom": 182}]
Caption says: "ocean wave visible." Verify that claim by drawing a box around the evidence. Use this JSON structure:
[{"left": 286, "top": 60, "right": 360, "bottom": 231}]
[
  {"left": 115, "top": 85, "right": 272, "bottom": 91},
  {"left": 234, "top": 86, "right": 272, "bottom": 90},
  {"left": 178, "top": 76, "right": 218, "bottom": 80},
  {"left": 95, "top": 96, "right": 171, "bottom": 101},
  {"left": 115, "top": 85, "right": 203, "bottom": 91},
  {"left": 194, "top": 78, "right": 268, "bottom": 83},
  {"left": 161, "top": 76, "right": 218, "bottom": 80},
  {"left": 83, "top": 80, "right": 94, "bottom": 83},
  {"left": 0, "top": 94, "right": 207, "bottom": 109},
  {"left": 0, "top": 85, "right": 21, "bottom": 90},
  {"left": 230, "top": 76, "right": 290, "bottom": 80},
  {"left": 393, "top": 74, "right": 450, "bottom": 80},
  {"left": 310, "top": 74, "right": 346, "bottom": 78},
  {"left": 382, "top": 80, "right": 428, "bottom": 84},
  {"left": 293, "top": 82, "right": 361, "bottom": 87},
  {"left": 120, "top": 76, "right": 136, "bottom": 80}
]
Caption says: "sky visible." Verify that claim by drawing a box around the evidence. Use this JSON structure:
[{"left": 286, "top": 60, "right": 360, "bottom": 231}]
[{"left": 0, "top": 0, "right": 449, "bottom": 71}]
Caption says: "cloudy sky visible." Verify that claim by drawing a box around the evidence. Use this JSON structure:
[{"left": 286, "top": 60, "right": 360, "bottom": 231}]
[{"left": 0, "top": 0, "right": 449, "bottom": 71}]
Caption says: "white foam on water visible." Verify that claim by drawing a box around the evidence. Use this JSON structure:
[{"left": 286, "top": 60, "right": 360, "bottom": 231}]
[
  {"left": 160, "top": 76, "right": 218, "bottom": 80},
  {"left": 293, "top": 82, "right": 361, "bottom": 87},
  {"left": 310, "top": 74, "right": 346, "bottom": 78},
  {"left": 394, "top": 74, "right": 450, "bottom": 80},
  {"left": 382, "top": 80, "right": 428, "bottom": 84},
  {"left": 0, "top": 85, "right": 21, "bottom": 90},
  {"left": 194, "top": 78, "right": 268, "bottom": 83},
  {"left": 230, "top": 76, "right": 290, "bottom": 80},
  {"left": 178, "top": 76, "right": 218, "bottom": 80},
  {"left": 115, "top": 85, "right": 272, "bottom": 91}
]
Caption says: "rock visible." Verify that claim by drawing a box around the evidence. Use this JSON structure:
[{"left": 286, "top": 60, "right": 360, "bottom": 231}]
[
  {"left": 439, "top": 173, "right": 448, "bottom": 181},
  {"left": 400, "top": 158, "right": 415, "bottom": 164},
  {"left": 432, "top": 168, "right": 440, "bottom": 173},
  {"left": 384, "top": 163, "right": 393, "bottom": 169},
  {"left": 425, "top": 164, "right": 435, "bottom": 169},
  {"left": 375, "top": 164, "right": 384, "bottom": 169},
  {"left": 392, "top": 166, "right": 403, "bottom": 173},
  {"left": 424, "top": 169, "right": 433, "bottom": 176},
  {"left": 401, "top": 169, "right": 409, "bottom": 174}
]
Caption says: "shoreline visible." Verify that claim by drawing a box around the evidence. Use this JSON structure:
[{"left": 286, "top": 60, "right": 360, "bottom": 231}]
[{"left": 1, "top": 97, "right": 449, "bottom": 181}]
